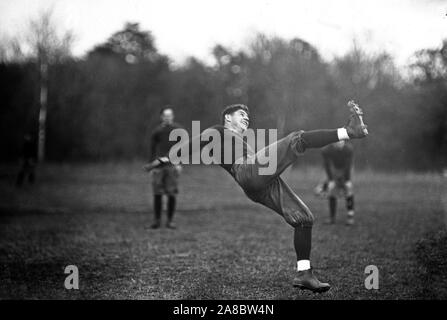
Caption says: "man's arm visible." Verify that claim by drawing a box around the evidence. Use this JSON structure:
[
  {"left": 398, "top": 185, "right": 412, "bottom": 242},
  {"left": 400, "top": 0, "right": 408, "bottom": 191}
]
[
  {"left": 143, "top": 127, "right": 214, "bottom": 172},
  {"left": 149, "top": 130, "right": 158, "bottom": 162},
  {"left": 143, "top": 156, "right": 170, "bottom": 172}
]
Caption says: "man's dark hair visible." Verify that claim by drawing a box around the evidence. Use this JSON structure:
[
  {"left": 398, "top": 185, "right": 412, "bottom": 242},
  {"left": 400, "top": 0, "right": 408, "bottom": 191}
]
[
  {"left": 160, "top": 105, "right": 173, "bottom": 115},
  {"left": 221, "top": 104, "right": 249, "bottom": 124}
]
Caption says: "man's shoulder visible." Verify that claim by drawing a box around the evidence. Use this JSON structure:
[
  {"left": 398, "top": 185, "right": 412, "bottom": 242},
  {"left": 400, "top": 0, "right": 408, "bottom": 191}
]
[
  {"left": 153, "top": 123, "right": 183, "bottom": 134},
  {"left": 207, "top": 125, "right": 241, "bottom": 137},
  {"left": 210, "top": 124, "right": 224, "bottom": 129},
  {"left": 171, "top": 122, "right": 184, "bottom": 130},
  {"left": 151, "top": 124, "right": 163, "bottom": 136},
  {"left": 207, "top": 124, "right": 225, "bottom": 132}
]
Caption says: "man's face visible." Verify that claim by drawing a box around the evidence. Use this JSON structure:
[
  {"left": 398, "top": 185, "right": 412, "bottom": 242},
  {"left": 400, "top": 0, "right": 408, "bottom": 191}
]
[
  {"left": 161, "top": 108, "right": 174, "bottom": 124},
  {"left": 226, "top": 109, "right": 249, "bottom": 133}
]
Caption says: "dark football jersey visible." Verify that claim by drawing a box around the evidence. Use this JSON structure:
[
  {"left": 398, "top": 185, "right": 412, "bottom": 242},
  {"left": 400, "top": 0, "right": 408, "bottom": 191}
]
[
  {"left": 22, "top": 138, "right": 36, "bottom": 160},
  {"left": 170, "top": 124, "right": 256, "bottom": 174},
  {"left": 322, "top": 142, "right": 353, "bottom": 180},
  {"left": 150, "top": 122, "right": 184, "bottom": 161}
]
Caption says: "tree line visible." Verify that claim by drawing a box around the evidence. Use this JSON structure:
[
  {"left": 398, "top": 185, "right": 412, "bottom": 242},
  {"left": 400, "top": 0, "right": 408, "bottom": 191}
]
[{"left": 1, "top": 19, "right": 446, "bottom": 171}]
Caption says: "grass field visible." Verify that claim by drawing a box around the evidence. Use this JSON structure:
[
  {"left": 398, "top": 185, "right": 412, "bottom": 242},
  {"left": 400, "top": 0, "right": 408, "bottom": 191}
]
[{"left": 0, "top": 162, "right": 445, "bottom": 299}]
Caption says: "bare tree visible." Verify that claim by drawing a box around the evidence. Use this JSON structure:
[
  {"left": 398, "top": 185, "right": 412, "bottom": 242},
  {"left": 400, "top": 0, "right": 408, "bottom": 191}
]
[
  {"left": 26, "top": 9, "right": 74, "bottom": 162},
  {"left": 248, "top": 34, "right": 327, "bottom": 135},
  {"left": 0, "top": 35, "right": 26, "bottom": 63}
]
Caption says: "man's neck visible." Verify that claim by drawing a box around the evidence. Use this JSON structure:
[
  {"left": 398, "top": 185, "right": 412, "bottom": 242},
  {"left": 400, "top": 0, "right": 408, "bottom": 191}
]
[{"left": 224, "top": 123, "right": 242, "bottom": 135}]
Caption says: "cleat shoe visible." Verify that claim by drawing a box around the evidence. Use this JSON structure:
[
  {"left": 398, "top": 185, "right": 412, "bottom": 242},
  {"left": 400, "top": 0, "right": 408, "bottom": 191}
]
[
  {"left": 345, "top": 100, "right": 368, "bottom": 138},
  {"left": 293, "top": 268, "right": 331, "bottom": 293},
  {"left": 150, "top": 221, "right": 161, "bottom": 229},
  {"left": 346, "top": 217, "right": 355, "bottom": 226},
  {"left": 166, "top": 221, "right": 177, "bottom": 229}
]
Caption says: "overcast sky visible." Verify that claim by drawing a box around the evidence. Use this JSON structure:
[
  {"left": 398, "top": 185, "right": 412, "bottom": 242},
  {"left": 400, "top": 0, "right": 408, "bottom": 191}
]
[{"left": 0, "top": 0, "right": 446, "bottom": 67}]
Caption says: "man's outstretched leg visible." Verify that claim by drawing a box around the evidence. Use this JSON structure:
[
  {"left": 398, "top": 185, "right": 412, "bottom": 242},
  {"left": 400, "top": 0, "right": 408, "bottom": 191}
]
[{"left": 237, "top": 101, "right": 368, "bottom": 189}]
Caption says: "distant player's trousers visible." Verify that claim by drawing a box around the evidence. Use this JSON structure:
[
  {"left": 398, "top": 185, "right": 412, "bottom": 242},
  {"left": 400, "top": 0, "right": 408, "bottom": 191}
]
[
  {"left": 328, "top": 171, "right": 353, "bottom": 198},
  {"left": 16, "top": 159, "right": 36, "bottom": 186},
  {"left": 231, "top": 131, "right": 314, "bottom": 227},
  {"left": 152, "top": 165, "right": 179, "bottom": 195}
]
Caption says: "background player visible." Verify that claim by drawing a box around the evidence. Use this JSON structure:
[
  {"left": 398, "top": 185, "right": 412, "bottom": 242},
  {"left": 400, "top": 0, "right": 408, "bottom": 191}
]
[
  {"left": 16, "top": 133, "right": 37, "bottom": 187},
  {"left": 144, "top": 101, "right": 368, "bottom": 292},
  {"left": 148, "top": 106, "right": 183, "bottom": 229},
  {"left": 321, "top": 140, "right": 355, "bottom": 225}
]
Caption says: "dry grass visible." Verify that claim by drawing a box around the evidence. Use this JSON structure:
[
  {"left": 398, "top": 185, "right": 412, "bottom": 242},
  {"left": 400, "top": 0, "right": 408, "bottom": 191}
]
[{"left": 0, "top": 163, "right": 445, "bottom": 299}]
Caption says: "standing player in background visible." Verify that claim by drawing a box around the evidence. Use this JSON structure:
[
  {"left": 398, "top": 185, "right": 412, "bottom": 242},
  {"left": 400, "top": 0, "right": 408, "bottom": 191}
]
[
  {"left": 16, "top": 133, "right": 37, "bottom": 187},
  {"left": 148, "top": 106, "right": 183, "bottom": 229},
  {"left": 321, "top": 140, "right": 355, "bottom": 225}
]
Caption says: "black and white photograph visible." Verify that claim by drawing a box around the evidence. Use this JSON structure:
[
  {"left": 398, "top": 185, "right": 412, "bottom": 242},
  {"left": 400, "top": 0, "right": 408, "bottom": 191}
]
[{"left": 0, "top": 0, "right": 446, "bottom": 305}]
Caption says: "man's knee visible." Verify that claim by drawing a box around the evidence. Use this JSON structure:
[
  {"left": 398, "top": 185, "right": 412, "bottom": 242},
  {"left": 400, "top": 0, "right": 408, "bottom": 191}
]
[{"left": 283, "top": 207, "right": 314, "bottom": 228}]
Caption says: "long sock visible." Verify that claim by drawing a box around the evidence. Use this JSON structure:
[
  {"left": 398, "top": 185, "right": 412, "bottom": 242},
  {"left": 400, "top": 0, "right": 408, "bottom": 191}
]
[
  {"left": 301, "top": 129, "right": 340, "bottom": 149},
  {"left": 294, "top": 226, "right": 312, "bottom": 270},
  {"left": 346, "top": 195, "right": 354, "bottom": 211},
  {"left": 167, "top": 195, "right": 176, "bottom": 222},
  {"left": 329, "top": 196, "right": 337, "bottom": 221},
  {"left": 154, "top": 194, "right": 162, "bottom": 222},
  {"left": 346, "top": 195, "right": 354, "bottom": 218}
]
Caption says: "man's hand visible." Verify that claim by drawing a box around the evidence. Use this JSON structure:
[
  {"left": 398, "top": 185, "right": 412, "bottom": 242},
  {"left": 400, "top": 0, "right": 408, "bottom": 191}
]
[
  {"left": 142, "top": 162, "right": 157, "bottom": 173},
  {"left": 143, "top": 157, "right": 171, "bottom": 173},
  {"left": 158, "top": 157, "right": 169, "bottom": 164},
  {"left": 314, "top": 181, "right": 329, "bottom": 199}
]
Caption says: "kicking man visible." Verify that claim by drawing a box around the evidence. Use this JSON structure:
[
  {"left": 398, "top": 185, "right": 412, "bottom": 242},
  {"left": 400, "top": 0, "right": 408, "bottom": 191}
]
[
  {"left": 321, "top": 140, "right": 356, "bottom": 225},
  {"left": 148, "top": 106, "right": 183, "bottom": 229},
  {"left": 144, "top": 101, "right": 368, "bottom": 292}
]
